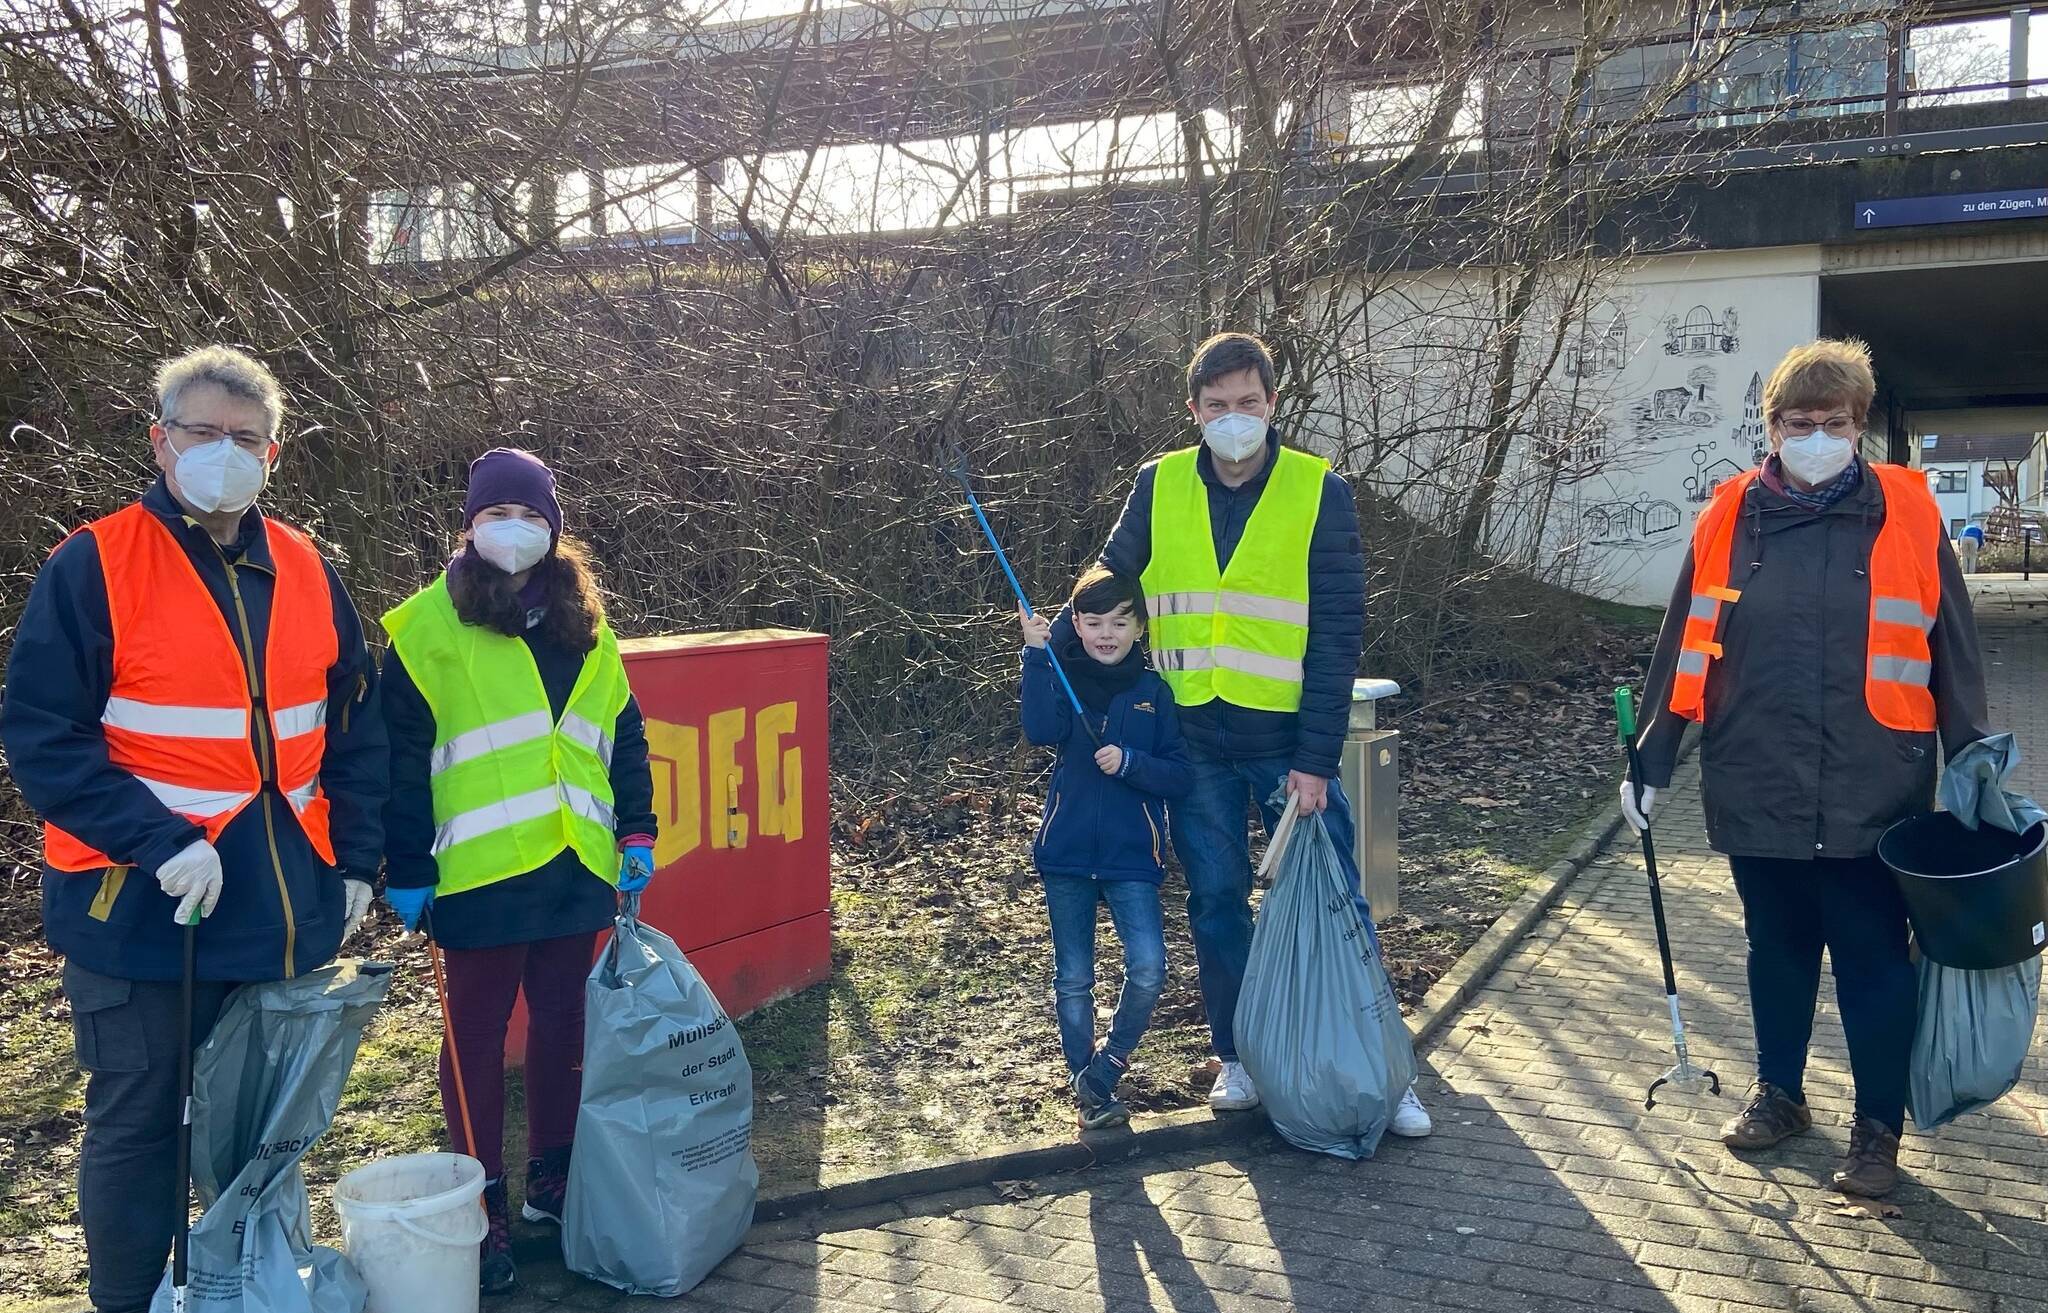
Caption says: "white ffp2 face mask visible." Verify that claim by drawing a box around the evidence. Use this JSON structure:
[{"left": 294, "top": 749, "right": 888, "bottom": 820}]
[
  {"left": 1202, "top": 412, "right": 1268, "bottom": 462},
  {"left": 471, "top": 519, "right": 553, "bottom": 574},
  {"left": 171, "top": 437, "right": 270, "bottom": 515},
  {"left": 1779, "top": 432, "right": 1855, "bottom": 486}
]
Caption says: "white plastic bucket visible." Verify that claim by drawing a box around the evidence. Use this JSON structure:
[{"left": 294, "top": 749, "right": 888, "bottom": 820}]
[{"left": 334, "top": 1152, "right": 488, "bottom": 1313}]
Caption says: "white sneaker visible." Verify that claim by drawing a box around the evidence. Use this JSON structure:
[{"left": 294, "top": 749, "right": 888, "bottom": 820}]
[
  {"left": 1388, "top": 1084, "right": 1433, "bottom": 1138},
  {"left": 1208, "top": 1060, "right": 1261, "bottom": 1111}
]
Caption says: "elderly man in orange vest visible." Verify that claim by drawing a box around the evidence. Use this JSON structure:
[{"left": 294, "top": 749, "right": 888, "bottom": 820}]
[{"left": 0, "top": 346, "right": 388, "bottom": 1313}]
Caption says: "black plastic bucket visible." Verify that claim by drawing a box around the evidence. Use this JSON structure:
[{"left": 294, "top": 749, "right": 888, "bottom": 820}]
[{"left": 1878, "top": 813, "right": 2048, "bottom": 970}]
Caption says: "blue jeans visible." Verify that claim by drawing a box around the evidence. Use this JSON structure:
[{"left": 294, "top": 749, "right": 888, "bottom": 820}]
[
  {"left": 1169, "top": 750, "right": 1376, "bottom": 1061},
  {"left": 1043, "top": 875, "right": 1168, "bottom": 1076}
]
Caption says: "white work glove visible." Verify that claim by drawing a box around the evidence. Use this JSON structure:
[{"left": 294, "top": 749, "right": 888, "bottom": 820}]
[
  {"left": 342, "top": 879, "right": 374, "bottom": 941},
  {"left": 156, "top": 839, "right": 224, "bottom": 925},
  {"left": 1619, "top": 781, "right": 1657, "bottom": 834}
]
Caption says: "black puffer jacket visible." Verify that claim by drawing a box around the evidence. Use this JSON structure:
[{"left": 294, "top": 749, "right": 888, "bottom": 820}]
[
  {"left": 1085, "top": 430, "right": 1367, "bottom": 778},
  {"left": 1633, "top": 462, "right": 1990, "bottom": 861}
]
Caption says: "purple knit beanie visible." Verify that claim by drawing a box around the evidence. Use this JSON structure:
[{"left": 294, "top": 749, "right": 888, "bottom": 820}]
[{"left": 463, "top": 448, "right": 562, "bottom": 533}]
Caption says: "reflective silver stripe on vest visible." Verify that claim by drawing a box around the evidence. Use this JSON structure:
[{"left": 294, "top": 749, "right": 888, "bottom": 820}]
[
  {"left": 1676, "top": 649, "right": 1710, "bottom": 676},
  {"left": 559, "top": 713, "right": 616, "bottom": 767},
  {"left": 272, "top": 699, "right": 327, "bottom": 739},
  {"left": 431, "top": 782, "right": 615, "bottom": 856},
  {"left": 1870, "top": 655, "right": 1933, "bottom": 687},
  {"left": 1217, "top": 590, "right": 1309, "bottom": 626},
  {"left": 1154, "top": 648, "right": 1215, "bottom": 671},
  {"left": 561, "top": 782, "right": 616, "bottom": 832},
  {"left": 134, "top": 776, "right": 256, "bottom": 818},
  {"left": 1687, "top": 594, "right": 1720, "bottom": 622},
  {"left": 1147, "top": 590, "right": 1308, "bottom": 626},
  {"left": 101, "top": 696, "right": 247, "bottom": 740},
  {"left": 1148, "top": 591, "right": 1213, "bottom": 618},
  {"left": 1154, "top": 646, "right": 1303, "bottom": 682},
  {"left": 1872, "top": 597, "right": 1935, "bottom": 633},
  {"left": 286, "top": 779, "right": 321, "bottom": 810},
  {"left": 430, "top": 710, "right": 555, "bottom": 778}
]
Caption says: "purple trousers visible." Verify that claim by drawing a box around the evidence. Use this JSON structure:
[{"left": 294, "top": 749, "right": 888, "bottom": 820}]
[{"left": 438, "top": 931, "right": 596, "bottom": 1180}]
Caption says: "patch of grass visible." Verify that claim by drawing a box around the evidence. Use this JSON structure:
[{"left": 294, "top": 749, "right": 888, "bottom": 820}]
[
  {"left": 1576, "top": 596, "right": 1666, "bottom": 631},
  {"left": 0, "top": 974, "right": 81, "bottom": 1132}
]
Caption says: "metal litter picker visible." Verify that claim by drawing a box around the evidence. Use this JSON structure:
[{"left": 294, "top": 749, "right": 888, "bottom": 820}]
[
  {"left": 1616, "top": 687, "right": 1720, "bottom": 1110},
  {"left": 171, "top": 914, "right": 196, "bottom": 1313}
]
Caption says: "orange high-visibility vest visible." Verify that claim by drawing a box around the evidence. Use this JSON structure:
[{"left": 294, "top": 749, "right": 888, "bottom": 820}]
[
  {"left": 43, "top": 502, "right": 339, "bottom": 871},
  {"left": 1670, "top": 463, "right": 1942, "bottom": 732}
]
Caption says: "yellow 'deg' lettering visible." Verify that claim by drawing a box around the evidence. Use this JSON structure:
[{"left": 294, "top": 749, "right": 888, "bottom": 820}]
[{"left": 646, "top": 700, "right": 803, "bottom": 869}]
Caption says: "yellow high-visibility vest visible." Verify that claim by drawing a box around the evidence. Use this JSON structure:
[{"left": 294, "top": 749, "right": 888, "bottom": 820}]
[
  {"left": 384, "top": 576, "right": 629, "bottom": 895},
  {"left": 1140, "top": 446, "right": 1325, "bottom": 712}
]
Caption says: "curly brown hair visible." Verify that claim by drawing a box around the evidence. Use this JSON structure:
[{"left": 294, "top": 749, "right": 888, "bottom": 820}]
[{"left": 447, "top": 532, "right": 606, "bottom": 652}]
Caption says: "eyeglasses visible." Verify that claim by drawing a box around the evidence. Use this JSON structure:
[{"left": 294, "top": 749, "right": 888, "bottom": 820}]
[
  {"left": 1776, "top": 416, "right": 1859, "bottom": 438},
  {"left": 163, "top": 419, "right": 274, "bottom": 451}
]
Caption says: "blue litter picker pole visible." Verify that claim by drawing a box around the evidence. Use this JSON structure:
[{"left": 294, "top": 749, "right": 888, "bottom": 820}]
[
  {"left": 1616, "top": 687, "right": 1720, "bottom": 1111},
  {"left": 943, "top": 449, "right": 1102, "bottom": 748}
]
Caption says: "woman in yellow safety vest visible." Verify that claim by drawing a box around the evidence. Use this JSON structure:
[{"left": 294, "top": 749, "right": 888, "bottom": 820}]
[
  {"left": 1625, "top": 339, "right": 1990, "bottom": 1201},
  {"left": 380, "top": 448, "right": 657, "bottom": 1295}
]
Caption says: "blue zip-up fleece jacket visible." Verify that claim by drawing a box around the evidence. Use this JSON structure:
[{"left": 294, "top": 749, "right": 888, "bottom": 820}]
[
  {"left": 381, "top": 615, "right": 658, "bottom": 952},
  {"left": 1, "top": 479, "right": 388, "bottom": 983},
  {"left": 1021, "top": 645, "right": 1195, "bottom": 882},
  {"left": 1089, "top": 429, "right": 1367, "bottom": 779}
]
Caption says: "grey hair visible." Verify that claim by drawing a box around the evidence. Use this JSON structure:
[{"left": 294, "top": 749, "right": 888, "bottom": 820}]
[{"left": 154, "top": 345, "right": 284, "bottom": 437}]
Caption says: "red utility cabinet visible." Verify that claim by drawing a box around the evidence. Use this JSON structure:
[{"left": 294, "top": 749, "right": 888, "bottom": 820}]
[{"left": 506, "top": 628, "right": 831, "bottom": 1061}]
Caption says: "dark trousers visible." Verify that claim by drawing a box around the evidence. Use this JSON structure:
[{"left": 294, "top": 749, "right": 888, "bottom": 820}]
[
  {"left": 64, "top": 960, "right": 237, "bottom": 1313},
  {"left": 1729, "top": 853, "right": 1916, "bottom": 1133},
  {"left": 439, "top": 931, "right": 597, "bottom": 1181}
]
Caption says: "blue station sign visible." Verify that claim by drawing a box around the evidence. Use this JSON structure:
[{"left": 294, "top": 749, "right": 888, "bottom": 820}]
[{"left": 1854, "top": 188, "right": 2048, "bottom": 230}]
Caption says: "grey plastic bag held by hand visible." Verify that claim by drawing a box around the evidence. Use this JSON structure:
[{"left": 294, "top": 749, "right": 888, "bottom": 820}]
[
  {"left": 1940, "top": 733, "right": 2048, "bottom": 834},
  {"left": 1909, "top": 955, "right": 2042, "bottom": 1130},
  {"left": 1235, "top": 797, "right": 1417, "bottom": 1159},
  {"left": 563, "top": 893, "right": 759, "bottom": 1296},
  {"left": 151, "top": 961, "right": 393, "bottom": 1313}
]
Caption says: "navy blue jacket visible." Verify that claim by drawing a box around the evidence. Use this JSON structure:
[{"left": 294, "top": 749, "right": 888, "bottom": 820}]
[
  {"left": 381, "top": 613, "right": 657, "bottom": 951},
  {"left": 1, "top": 479, "right": 388, "bottom": 983},
  {"left": 1021, "top": 646, "right": 1194, "bottom": 883},
  {"left": 1091, "top": 430, "right": 1366, "bottom": 777}
]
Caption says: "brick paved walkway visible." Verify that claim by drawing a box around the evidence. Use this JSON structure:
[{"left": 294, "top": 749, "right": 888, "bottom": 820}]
[{"left": 507, "top": 597, "right": 2048, "bottom": 1313}]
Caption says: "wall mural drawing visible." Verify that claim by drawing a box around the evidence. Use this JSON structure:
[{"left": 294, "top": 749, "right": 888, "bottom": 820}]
[
  {"left": 1582, "top": 498, "right": 1683, "bottom": 545},
  {"left": 1684, "top": 445, "right": 1751, "bottom": 503},
  {"left": 1663, "top": 305, "right": 1740, "bottom": 356},
  {"left": 1730, "top": 371, "right": 1766, "bottom": 458},
  {"left": 1628, "top": 365, "right": 1723, "bottom": 440},
  {"left": 1564, "top": 312, "right": 1630, "bottom": 380}
]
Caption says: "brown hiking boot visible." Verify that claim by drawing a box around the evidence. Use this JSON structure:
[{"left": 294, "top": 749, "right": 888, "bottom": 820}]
[
  {"left": 1720, "top": 1081, "right": 1813, "bottom": 1151},
  {"left": 1832, "top": 1118, "right": 1902, "bottom": 1198}
]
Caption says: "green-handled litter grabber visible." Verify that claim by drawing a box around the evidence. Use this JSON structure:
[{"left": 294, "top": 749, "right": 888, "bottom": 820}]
[{"left": 1617, "top": 686, "right": 1720, "bottom": 1110}]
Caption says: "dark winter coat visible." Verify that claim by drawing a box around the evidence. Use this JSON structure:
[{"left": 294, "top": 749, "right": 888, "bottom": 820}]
[
  {"left": 1, "top": 479, "right": 388, "bottom": 983},
  {"left": 1632, "top": 463, "right": 1991, "bottom": 860},
  {"left": 1021, "top": 645, "right": 1194, "bottom": 883},
  {"left": 381, "top": 611, "right": 657, "bottom": 951},
  {"left": 1089, "top": 429, "right": 1367, "bottom": 778}
]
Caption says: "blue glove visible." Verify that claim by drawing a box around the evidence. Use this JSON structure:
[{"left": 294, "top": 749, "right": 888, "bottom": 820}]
[
  {"left": 384, "top": 884, "right": 434, "bottom": 933},
  {"left": 618, "top": 845, "right": 655, "bottom": 894}
]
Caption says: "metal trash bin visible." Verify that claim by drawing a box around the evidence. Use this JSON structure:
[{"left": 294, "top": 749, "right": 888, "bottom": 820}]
[{"left": 1340, "top": 678, "right": 1402, "bottom": 920}]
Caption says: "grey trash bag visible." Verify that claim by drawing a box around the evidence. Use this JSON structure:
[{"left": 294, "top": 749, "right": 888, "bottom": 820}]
[
  {"left": 151, "top": 960, "right": 393, "bottom": 1313},
  {"left": 1908, "top": 955, "right": 2042, "bottom": 1131},
  {"left": 562, "top": 894, "right": 758, "bottom": 1296},
  {"left": 1940, "top": 733, "right": 2048, "bottom": 834},
  {"left": 1235, "top": 801, "right": 1417, "bottom": 1159}
]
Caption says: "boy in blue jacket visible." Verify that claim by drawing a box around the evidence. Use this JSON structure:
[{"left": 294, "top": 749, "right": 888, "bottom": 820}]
[{"left": 1020, "top": 567, "right": 1194, "bottom": 1129}]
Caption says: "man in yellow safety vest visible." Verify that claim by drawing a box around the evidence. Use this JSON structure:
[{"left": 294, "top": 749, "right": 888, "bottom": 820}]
[{"left": 1080, "top": 332, "right": 1429, "bottom": 1133}]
